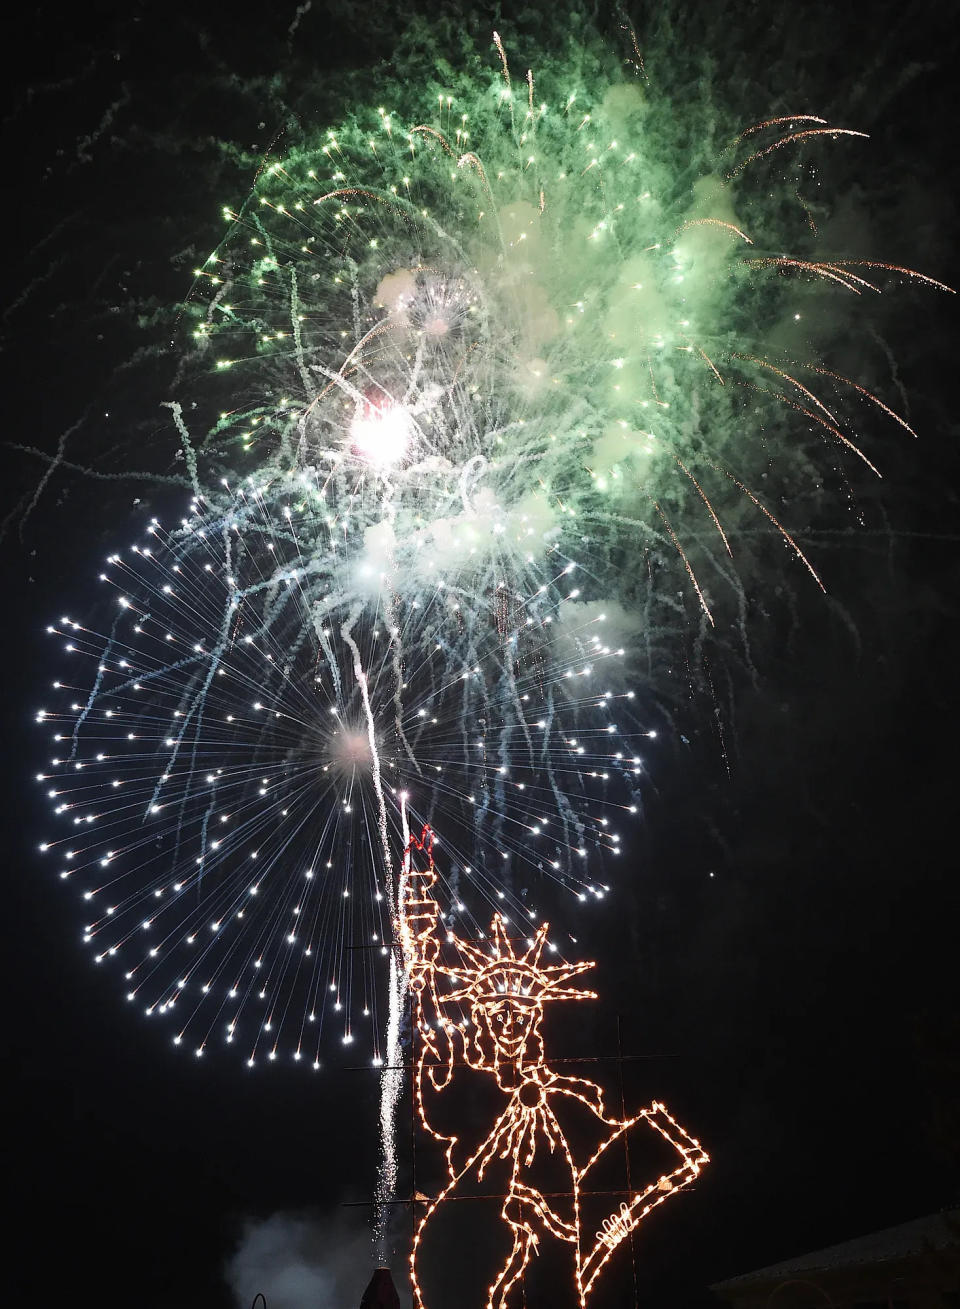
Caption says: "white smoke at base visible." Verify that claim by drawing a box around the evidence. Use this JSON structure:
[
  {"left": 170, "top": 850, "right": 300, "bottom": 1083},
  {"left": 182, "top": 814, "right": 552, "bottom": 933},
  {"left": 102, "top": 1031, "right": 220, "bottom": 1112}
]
[{"left": 226, "top": 1210, "right": 379, "bottom": 1309}]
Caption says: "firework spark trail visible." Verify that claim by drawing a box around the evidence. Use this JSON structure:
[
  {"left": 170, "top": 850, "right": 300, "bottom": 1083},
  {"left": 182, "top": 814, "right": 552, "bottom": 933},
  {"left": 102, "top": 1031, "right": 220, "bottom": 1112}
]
[
  {"left": 341, "top": 605, "right": 394, "bottom": 911},
  {"left": 374, "top": 947, "right": 406, "bottom": 1259},
  {"left": 728, "top": 125, "right": 870, "bottom": 176},
  {"left": 736, "top": 114, "right": 828, "bottom": 140},
  {"left": 802, "top": 364, "right": 917, "bottom": 437},
  {"left": 653, "top": 503, "right": 715, "bottom": 626},
  {"left": 377, "top": 783, "right": 414, "bottom": 1261},
  {"left": 715, "top": 467, "right": 827, "bottom": 592},
  {"left": 675, "top": 458, "right": 733, "bottom": 557},
  {"left": 341, "top": 589, "right": 409, "bottom": 1254}
]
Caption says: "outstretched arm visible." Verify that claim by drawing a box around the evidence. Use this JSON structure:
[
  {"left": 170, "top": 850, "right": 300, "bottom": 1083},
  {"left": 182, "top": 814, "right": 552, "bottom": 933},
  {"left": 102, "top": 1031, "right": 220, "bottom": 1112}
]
[
  {"left": 399, "top": 826, "right": 442, "bottom": 994},
  {"left": 578, "top": 1102, "right": 709, "bottom": 1302}
]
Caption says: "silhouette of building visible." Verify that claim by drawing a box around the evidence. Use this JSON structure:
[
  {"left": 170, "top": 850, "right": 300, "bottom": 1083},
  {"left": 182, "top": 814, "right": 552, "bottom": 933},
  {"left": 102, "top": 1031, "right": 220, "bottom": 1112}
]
[{"left": 713, "top": 1210, "right": 959, "bottom": 1309}]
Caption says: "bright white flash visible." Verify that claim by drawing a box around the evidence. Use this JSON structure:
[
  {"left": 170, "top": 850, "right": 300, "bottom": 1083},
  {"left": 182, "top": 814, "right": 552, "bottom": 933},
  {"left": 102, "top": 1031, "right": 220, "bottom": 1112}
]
[{"left": 350, "top": 402, "right": 412, "bottom": 468}]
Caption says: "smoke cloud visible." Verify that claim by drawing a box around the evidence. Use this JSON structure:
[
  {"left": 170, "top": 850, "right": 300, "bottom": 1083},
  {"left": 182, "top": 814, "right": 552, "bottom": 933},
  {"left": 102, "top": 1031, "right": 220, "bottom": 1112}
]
[{"left": 226, "top": 1209, "right": 405, "bottom": 1308}]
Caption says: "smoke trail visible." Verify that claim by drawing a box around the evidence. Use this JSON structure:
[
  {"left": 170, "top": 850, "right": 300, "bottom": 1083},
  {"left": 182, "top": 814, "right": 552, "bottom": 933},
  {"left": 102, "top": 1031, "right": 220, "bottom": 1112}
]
[
  {"left": 375, "top": 948, "right": 407, "bottom": 1261},
  {"left": 340, "top": 606, "right": 393, "bottom": 910},
  {"left": 373, "top": 797, "right": 413, "bottom": 1261},
  {"left": 340, "top": 601, "right": 408, "bottom": 1258}
]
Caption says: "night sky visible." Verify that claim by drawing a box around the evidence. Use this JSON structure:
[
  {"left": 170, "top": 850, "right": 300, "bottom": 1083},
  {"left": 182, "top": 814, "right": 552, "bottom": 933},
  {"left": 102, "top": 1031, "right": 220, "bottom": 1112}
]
[{"left": 3, "top": 2, "right": 958, "bottom": 1306}]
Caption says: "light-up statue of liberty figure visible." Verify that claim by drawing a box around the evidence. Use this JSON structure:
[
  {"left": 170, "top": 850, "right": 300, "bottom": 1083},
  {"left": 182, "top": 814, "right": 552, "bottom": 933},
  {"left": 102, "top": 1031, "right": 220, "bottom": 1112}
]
[{"left": 398, "top": 825, "right": 709, "bottom": 1309}]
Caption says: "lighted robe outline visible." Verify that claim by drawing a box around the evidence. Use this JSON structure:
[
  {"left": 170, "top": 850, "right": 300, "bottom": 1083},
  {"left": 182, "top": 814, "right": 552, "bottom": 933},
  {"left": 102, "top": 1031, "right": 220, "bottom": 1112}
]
[{"left": 399, "top": 826, "right": 709, "bottom": 1309}]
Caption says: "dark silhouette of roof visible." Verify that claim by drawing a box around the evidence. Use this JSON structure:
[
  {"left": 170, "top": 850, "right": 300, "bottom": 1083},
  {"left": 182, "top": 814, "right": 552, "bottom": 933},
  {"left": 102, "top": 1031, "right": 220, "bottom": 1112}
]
[{"left": 714, "top": 1210, "right": 960, "bottom": 1289}]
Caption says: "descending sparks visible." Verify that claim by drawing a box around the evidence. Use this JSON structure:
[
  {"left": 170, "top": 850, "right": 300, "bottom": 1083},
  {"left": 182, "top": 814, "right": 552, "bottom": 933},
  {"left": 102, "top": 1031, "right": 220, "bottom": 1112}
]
[
  {"left": 715, "top": 468, "right": 827, "bottom": 593},
  {"left": 729, "top": 125, "right": 870, "bottom": 176},
  {"left": 822, "top": 260, "right": 954, "bottom": 294},
  {"left": 677, "top": 217, "right": 753, "bottom": 245},
  {"left": 675, "top": 458, "right": 732, "bottom": 558},
  {"left": 653, "top": 503, "right": 715, "bottom": 626},
  {"left": 736, "top": 114, "right": 829, "bottom": 140},
  {"left": 801, "top": 366, "right": 917, "bottom": 438}
]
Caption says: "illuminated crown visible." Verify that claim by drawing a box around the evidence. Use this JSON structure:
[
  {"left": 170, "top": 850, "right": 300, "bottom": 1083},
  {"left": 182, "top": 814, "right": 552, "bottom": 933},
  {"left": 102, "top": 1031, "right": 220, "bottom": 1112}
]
[
  {"left": 440, "top": 912, "right": 597, "bottom": 1008},
  {"left": 399, "top": 824, "right": 596, "bottom": 1008}
]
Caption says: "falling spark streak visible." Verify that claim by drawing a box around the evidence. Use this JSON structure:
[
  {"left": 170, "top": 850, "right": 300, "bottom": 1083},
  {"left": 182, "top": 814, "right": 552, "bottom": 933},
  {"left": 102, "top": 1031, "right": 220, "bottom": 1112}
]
[
  {"left": 802, "top": 365, "right": 917, "bottom": 437},
  {"left": 745, "top": 257, "right": 878, "bottom": 294},
  {"left": 312, "top": 188, "right": 409, "bottom": 221},
  {"left": 737, "top": 354, "right": 839, "bottom": 424},
  {"left": 823, "top": 261, "right": 955, "bottom": 294},
  {"left": 675, "top": 458, "right": 733, "bottom": 556},
  {"left": 457, "top": 151, "right": 494, "bottom": 202},
  {"left": 620, "top": 22, "right": 647, "bottom": 82},
  {"left": 715, "top": 468, "right": 826, "bottom": 592},
  {"left": 742, "top": 381, "right": 884, "bottom": 478},
  {"left": 410, "top": 125, "right": 457, "bottom": 157},
  {"left": 653, "top": 503, "right": 715, "bottom": 625},
  {"left": 678, "top": 218, "right": 753, "bottom": 244},
  {"left": 807, "top": 264, "right": 882, "bottom": 293},
  {"left": 737, "top": 114, "right": 828, "bottom": 140},
  {"left": 729, "top": 127, "right": 870, "bottom": 176},
  {"left": 682, "top": 336, "right": 725, "bottom": 385},
  {"left": 493, "top": 31, "right": 511, "bottom": 90},
  {"left": 777, "top": 395, "right": 883, "bottom": 479}
]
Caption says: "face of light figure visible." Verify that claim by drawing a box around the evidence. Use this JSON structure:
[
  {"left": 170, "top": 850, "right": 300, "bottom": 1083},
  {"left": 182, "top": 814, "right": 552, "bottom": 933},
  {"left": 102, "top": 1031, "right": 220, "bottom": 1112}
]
[
  {"left": 474, "top": 990, "right": 544, "bottom": 1067},
  {"left": 350, "top": 399, "right": 413, "bottom": 468}
]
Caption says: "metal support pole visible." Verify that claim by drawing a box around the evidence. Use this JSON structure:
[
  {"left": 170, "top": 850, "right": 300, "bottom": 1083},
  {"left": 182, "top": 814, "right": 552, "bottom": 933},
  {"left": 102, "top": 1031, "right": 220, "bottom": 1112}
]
[{"left": 617, "top": 1013, "right": 640, "bottom": 1307}]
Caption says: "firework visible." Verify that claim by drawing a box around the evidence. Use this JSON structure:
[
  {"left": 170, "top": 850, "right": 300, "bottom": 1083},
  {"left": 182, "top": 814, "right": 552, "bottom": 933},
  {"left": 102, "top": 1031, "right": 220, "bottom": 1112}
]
[
  {"left": 35, "top": 477, "right": 650, "bottom": 1066},
  {"left": 182, "top": 32, "right": 949, "bottom": 640}
]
